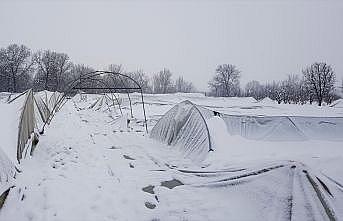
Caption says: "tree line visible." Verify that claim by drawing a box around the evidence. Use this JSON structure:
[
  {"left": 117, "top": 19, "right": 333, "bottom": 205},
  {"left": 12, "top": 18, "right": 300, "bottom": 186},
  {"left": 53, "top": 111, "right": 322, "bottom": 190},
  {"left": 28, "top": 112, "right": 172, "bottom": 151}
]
[
  {"left": 1, "top": 43, "right": 342, "bottom": 106},
  {"left": 208, "top": 63, "right": 340, "bottom": 106},
  {"left": 0, "top": 44, "right": 195, "bottom": 94}
]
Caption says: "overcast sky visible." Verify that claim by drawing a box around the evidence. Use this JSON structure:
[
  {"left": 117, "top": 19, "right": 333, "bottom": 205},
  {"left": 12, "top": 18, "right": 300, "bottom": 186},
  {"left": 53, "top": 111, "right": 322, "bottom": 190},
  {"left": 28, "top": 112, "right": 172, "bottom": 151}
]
[{"left": 1, "top": 0, "right": 342, "bottom": 90}]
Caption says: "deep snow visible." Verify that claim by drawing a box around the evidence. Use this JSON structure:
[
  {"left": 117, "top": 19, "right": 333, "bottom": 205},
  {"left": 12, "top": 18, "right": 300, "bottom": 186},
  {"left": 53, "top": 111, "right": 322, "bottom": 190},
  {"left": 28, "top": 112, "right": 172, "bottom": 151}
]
[{"left": 0, "top": 93, "right": 342, "bottom": 221}]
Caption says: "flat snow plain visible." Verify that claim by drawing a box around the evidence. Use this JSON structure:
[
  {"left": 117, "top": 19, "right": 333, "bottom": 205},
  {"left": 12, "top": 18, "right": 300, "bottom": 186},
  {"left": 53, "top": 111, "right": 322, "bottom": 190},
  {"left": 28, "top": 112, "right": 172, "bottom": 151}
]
[{"left": 0, "top": 93, "right": 342, "bottom": 221}]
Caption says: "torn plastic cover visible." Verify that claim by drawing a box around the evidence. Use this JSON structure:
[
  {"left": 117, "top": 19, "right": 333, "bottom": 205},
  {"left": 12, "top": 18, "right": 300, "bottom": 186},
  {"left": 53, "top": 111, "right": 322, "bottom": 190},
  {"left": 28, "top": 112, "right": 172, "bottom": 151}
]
[{"left": 150, "top": 100, "right": 212, "bottom": 163}]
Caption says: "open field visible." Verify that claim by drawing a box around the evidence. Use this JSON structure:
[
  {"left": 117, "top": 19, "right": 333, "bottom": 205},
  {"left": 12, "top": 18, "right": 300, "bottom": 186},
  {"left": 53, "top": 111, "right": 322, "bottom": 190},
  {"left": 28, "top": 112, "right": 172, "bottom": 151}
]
[{"left": 0, "top": 92, "right": 343, "bottom": 221}]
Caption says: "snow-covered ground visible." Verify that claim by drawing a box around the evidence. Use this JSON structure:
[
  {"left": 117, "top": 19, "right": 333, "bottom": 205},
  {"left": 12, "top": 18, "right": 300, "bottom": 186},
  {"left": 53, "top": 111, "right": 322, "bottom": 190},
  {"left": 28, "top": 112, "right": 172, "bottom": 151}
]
[{"left": 0, "top": 93, "right": 342, "bottom": 221}]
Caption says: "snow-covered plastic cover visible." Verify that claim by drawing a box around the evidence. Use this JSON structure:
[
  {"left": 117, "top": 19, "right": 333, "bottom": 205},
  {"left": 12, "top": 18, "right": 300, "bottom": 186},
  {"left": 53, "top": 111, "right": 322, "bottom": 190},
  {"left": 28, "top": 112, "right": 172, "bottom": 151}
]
[
  {"left": 33, "top": 91, "right": 64, "bottom": 126},
  {"left": 16, "top": 89, "right": 36, "bottom": 162},
  {"left": 220, "top": 114, "right": 343, "bottom": 141},
  {"left": 151, "top": 100, "right": 343, "bottom": 162},
  {"left": 89, "top": 94, "right": 113, "bottom": 111},
  {"left": 150, "top": 100, "right": 212, "bottom": 163},
  {"left": 196, "top": 104, "right": 343, "bottom": 141}
]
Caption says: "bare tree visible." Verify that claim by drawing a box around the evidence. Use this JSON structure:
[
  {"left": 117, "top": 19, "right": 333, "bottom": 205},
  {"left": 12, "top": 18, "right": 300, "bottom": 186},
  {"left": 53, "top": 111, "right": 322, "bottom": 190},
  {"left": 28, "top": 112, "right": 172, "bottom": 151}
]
[
  {"left": 175, "top": 76, "right": 195, "bottom": 93},
  {"left": 108, "top": 64, "right": 123, "bottom": 74},
  {"left": 303, "top": 62, "right": 336, "bottom": 106},
  {"left": 34, "top": 50, "right": 72, "bottom": 91},
  {"left": 128, "top": 70, "right": 152, "bottom": 93},
  {"left": 69, "top": 64, "right": 95, "bottom": 92},
  {"left": 245, "top": 80, "right": 264, "bottom": 100},
  {"left": 0, "top": 49, "right": 10, "bottom": 91},
  {"left": 55, "top": 53, "right": 72, "bottom": 91},
  {"left": 208, "top": 64, "right": 240, "bottom": 97},
  {"left": 0, "top": 44, "right": 34, "bottom": 92},
  {"left": 264, "top": 81, "right": 283, "bottom": 103},
  {"left": 280, "top": 75, "right": 303, "bottom": 104},
  {"left": 153, "top": 68, "right": 174, "bottom": 94}
]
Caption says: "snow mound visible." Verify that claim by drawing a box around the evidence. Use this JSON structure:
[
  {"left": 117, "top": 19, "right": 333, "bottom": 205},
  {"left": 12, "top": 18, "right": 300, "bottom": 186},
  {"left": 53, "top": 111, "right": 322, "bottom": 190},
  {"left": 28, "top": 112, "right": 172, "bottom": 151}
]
[
  {"left": 258, "top": 97, "right": 276, "bottom": 105},
  {"left": 330, "top": 99, "right": 343, "bottom": 108}
]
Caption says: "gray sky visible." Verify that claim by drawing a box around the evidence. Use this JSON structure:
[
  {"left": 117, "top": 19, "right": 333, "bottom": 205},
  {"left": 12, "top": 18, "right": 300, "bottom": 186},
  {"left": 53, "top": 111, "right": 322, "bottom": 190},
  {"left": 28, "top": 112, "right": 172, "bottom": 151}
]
[{"left": 1, "top": 0, "right": 342, "bottom": 91}]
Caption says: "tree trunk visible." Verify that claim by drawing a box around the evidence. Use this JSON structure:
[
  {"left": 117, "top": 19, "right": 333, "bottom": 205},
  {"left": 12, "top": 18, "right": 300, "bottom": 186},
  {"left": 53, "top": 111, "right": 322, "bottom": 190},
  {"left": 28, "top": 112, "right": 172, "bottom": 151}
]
[{"left": 12, "top": 73, "right": 17, "bottom": 93}]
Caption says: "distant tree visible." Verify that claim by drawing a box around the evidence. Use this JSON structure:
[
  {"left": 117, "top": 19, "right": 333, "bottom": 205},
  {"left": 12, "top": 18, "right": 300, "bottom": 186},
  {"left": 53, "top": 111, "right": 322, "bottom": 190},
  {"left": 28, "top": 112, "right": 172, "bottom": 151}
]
[
  {"left": 175, "top": 76, "right": 195, "bottom": 93},
  {"left": 105, "top": 64, "right": 129, "bottom": 89},
  {"left": 70, "top": 64, "right": 95, "bottom": 92},
  {"left": 303, "top": 62, "right": 335, "bottom": 106},
  {"left": 0, "top": 44, "right": 34, "bottom": 92},
  {"left": 128, "top": 70, "right": 152, "bottom": 93},
  {"left": 245, "top": 80, "right": 264, "bottom": 100},
  {"left": 264, "top": 81, "right": 282, "bottom": 103},
  {"left": 208, "top": 64, "right": 240, "bottom": 97},
  {"left": 281, "top": 75, "right": 303, "bottom": 104},
  {"left": 153, "top": 68, "right": 174, "bottom": 94},
  {"left": 0, "top": 50, "right": 9, "bottom": 91},
  {"left": 34, "top": 50, "right": 72, "bottom": 91},
  {"left": 108, "top": 64, "right": 123, "bottom": 74},
  {"left": 55, "top": 53, "right": 72, "bottom": 91}
]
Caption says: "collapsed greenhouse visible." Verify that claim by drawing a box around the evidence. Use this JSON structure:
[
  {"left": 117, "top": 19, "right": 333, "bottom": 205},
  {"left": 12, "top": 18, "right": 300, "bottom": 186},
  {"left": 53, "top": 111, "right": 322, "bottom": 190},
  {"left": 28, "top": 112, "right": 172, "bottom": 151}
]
[
  {"left": 1, "top": 79, "right": 343, "bottom": 220},
  {"left": 151, "top": 100, "right": 343, "bottom": 161},
  {"left": 0, "top": 71, "right": 149, "bottom": 209},
  {"left": 0, "top": 90, "right": 63, "bottom": 207},
  {"left": 149, "top": 100, "right": 343, "bottom": 220}
]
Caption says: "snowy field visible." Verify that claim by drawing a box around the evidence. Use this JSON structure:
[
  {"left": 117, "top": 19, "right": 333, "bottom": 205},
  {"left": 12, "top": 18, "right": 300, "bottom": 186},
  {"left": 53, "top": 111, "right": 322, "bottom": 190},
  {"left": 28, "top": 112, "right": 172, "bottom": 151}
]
[{"left": 0, "top": 93, "right": 343, "bottom": 221}]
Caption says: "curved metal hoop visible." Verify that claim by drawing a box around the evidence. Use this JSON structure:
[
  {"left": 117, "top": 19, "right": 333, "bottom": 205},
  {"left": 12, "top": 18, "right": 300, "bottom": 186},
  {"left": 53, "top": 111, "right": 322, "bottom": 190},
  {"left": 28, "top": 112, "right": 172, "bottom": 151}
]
[{"left": 39, "top": 70, "right": 148, "bottom": 134}]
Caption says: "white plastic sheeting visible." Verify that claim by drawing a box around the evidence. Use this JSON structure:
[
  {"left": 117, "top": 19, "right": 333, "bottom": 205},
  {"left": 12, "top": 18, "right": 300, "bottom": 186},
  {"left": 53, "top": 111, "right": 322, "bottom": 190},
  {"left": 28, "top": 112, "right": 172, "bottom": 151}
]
[
  {"left": 89, "top": 94, "right": 121, "bottom": 112},
  {"left": 150, "top": 100, "right": 212, "bottom": 163},
  {"left": 197, "top": 103, "right": 343, "bottom": 142},
  {"left": 178, "top": 161, "right": 343, "bottom": 221},
  {"left": 151, "top": 100, "right": 343, "bottom": 164},
  {"left": 221, "top": 115, "right": 343, "bottom": 141},
  {"left": 0, "top": 90, "right": 64, "bottom": 199},
  {"left": 33, "top": 91, "right": 64, "bottom": 127},
  {"left": 16, "top": 89, "right": 36, "bottom": 162},
  {"left": 33, "top": 95, "right": 50, "bottom": 124}
]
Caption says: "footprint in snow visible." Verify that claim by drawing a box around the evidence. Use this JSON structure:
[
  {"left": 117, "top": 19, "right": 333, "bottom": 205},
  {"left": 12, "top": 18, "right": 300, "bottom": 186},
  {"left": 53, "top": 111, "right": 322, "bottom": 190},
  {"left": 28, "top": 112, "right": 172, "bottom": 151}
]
[
  {"left": 108, "top": 145, "right": 121, "bottom": 150},
  {"left": 123, "top": 155, "right": 135, "bottom": 160},
  {"left": 144, "top": 202, "right": 156, "bottom": 209}
]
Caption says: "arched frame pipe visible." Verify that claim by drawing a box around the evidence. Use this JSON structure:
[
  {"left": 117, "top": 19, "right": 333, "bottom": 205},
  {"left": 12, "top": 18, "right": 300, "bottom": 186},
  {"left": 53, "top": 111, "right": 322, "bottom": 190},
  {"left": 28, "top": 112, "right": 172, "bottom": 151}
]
[
  {"left": 106, "top": 74, "right": 134, "bottom": 118},
  {"left": 39, "top": 70, "right": 148, "bottom": 134}
]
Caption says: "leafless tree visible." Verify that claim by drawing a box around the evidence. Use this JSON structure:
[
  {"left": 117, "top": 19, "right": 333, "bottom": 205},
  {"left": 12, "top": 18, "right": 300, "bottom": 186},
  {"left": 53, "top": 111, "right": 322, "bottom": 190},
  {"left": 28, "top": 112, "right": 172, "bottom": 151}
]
[
  {"left": 303, "top": 62, "right": 336, "bottom": 106},
  {"left": 153, "top": 68, "right": 174, "bottom": 94},
  {"left": 108, "top": 64, "right": 123, "bottom": 74},
  {"left": 245, "top": 80, "right": 264, "bottom": 100},
  {"left": 128, "top": 70, "right": 152, "bottom": 93},
  {"left": 264, "top": 81, "right": 282, "bottom": 104},
  {"left": 175, "top": 76, "right": 195, "bottom": 93},
  {"left": 69, "top": 64, "right": 96, "bottom": 92},
  {"left": 34, "top": 50, "right": 72, "bottom": 91},
  {"left": 0, "top": 44, "right": 34, "bottom": 92},
  {"left": 208, "top": 64, "right": 240, "bottom": 97}
]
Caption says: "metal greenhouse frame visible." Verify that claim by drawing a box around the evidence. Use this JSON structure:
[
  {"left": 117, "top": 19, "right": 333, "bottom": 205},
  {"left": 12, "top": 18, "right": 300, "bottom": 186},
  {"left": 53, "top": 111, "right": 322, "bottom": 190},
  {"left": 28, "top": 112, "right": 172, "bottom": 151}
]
[{"left": 39, "top": 71, "right": 148, "bottom": 134}]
